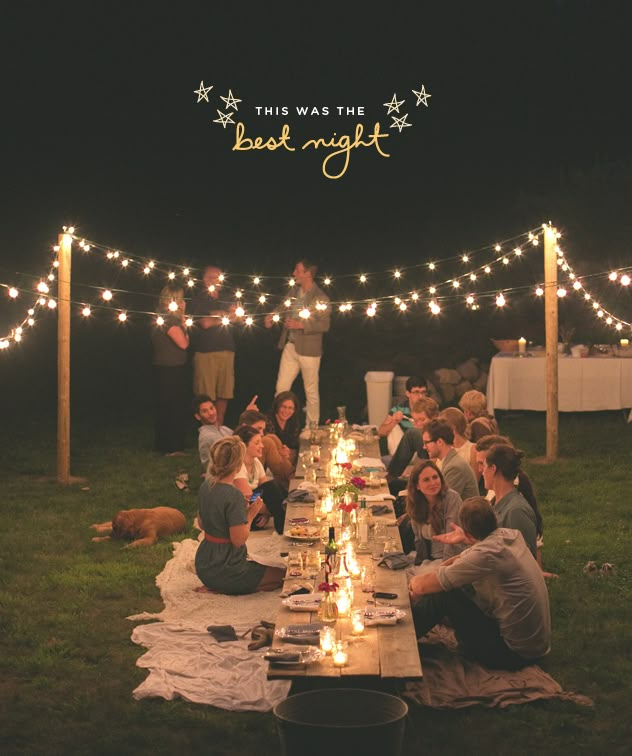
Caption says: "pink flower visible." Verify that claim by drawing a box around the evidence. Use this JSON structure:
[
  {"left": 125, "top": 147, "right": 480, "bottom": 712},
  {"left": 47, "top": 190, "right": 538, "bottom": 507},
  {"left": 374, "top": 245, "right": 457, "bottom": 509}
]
[
  {"left": 318, "top": 581, "right": 339, "bottom": 593},
  {"left": 350, "top": 476, "right": 366, "bottom": 490}
]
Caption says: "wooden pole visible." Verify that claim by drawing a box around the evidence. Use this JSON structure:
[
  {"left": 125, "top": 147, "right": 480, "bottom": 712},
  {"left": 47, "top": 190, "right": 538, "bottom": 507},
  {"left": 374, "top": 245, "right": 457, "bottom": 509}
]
[
  {"left": 543, "top": 226, "right": 558, "bottom": 461},
  {"left": 57, "top": 232, "right": 72, "bottom": 484}
]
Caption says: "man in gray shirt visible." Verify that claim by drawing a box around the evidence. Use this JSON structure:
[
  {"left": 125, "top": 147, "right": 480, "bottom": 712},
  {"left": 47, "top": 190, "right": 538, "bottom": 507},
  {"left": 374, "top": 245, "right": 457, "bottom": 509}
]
[
  {"left": 421, "top": 419, "right": 479, "bottom": 500},
  {"left": 409, "top": 496, "right": 551, "bottom": 669}
]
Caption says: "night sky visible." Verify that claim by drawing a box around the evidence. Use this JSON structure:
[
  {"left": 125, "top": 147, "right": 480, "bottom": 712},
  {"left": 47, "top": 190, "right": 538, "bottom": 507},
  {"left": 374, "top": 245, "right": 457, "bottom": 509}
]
[{"left": 2, "top": 1, "right": 631, "bottom": 416}]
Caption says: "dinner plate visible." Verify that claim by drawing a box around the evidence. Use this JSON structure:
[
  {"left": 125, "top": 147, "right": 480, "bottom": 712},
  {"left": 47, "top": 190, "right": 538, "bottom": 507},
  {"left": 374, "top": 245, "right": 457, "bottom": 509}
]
[
  {"left": 287, "top": 517, "right": 311, "bottom": 526},
  {"left": 282, "top": 593, "right": 323, "bottom": 611},
  {"left": 264, "top": 646, "right": 323, "bottom": 665},
  {"left": 364, "top": 607, "right": 406, "bottom": 619},
  {"left": 284, "top": 525, "right": 321, "bottom": 541}
]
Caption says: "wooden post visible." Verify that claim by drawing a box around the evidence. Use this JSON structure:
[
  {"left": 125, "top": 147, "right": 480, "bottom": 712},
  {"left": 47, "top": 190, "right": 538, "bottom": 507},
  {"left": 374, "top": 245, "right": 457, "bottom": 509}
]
[
  {"left": 57, "top": 232, "right": 72, "bottom": 484},
  {"left": 543, "top": 226, "right": 558, "bottom": 461}
]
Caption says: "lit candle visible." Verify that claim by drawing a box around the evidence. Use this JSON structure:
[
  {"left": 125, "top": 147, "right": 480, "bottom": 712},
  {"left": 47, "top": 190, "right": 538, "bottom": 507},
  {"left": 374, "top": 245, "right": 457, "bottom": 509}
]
[
  {"left": 332, "top": 642, "right": 348, "bottom": 667},
  {"left": 320, "top": 626, "right": 335, "bottom": 654},
  {"left": 351, "top": 609, "right": 365, "bottom": 635},
  {"left": 518, "top": 337, "right": 527, "bottom": 354},
  {"left": 620, "top": 339, "right": 629, "bottom": 348},
  {"left": 336, "top": 588, "right": 351, "bottom": 616},
  {"left": 348, "top": 560, "right": 361, "bottom": 579}
]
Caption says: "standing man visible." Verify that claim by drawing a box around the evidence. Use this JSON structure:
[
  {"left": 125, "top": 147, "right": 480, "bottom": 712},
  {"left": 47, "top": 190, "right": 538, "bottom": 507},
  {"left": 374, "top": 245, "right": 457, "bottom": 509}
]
[
  {"left": 265, "top": 259, "right": 330, "bottom": 427},
  {"left": 189, "top": 266, "right": 235, "bottom": 426}
]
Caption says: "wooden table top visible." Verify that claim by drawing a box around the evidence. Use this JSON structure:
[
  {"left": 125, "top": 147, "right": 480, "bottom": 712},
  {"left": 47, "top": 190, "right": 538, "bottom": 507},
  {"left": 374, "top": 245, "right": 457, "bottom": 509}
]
[{"left": 267, "top": 432, "right": 423, "bottom": 681}]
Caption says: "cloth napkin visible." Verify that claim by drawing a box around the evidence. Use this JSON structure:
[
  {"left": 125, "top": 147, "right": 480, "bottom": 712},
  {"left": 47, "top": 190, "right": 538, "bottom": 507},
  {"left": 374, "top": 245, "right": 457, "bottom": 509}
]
[
  {"left": 279, "top": 623, "right": 323, "bottom": 645},
  {"left": 377, "top": 551, "right": 413, "bottom": 570},
  {"left": 354, "top": 457, "right": 386, "bottom": 470},
  {"left": 206, "top": 625, "right": 239, "bottom": 642},
  {"left": 364, "top": 608, "right": 399, "bottom": 626},
  {"left": 370, "top": 504, "right": 393, "bottom": 516},
  {"left": 286, "top": 489, "right": 316, "bottom": 503},
  {"left": 264, "top": 651, "right": 302, "bottom": 663},
  {"left": 280, "top": 580, "right": 314, "bottom": 597},
  {"left": 363, "top": 493, "right": 396, "bottom": 502}
]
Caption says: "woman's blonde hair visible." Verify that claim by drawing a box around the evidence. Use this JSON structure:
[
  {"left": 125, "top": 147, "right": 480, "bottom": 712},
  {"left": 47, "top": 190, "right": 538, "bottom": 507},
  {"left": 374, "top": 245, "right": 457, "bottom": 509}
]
[
  {"left": 458, "top": 390, "right": 488, "bottom": 416},
  {"left": 158, "top": 284, "right": 185, "bottom": 313},
  {"left": 207, "top": 436, "right": 245, "bottom": 481},
  {"left": 438, "top": 407, "right": 468, "bottom": 437}
]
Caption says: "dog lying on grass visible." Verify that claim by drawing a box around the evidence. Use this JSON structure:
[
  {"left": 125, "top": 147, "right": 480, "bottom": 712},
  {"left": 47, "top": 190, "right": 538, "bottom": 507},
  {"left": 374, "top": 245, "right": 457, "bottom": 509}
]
[{"left": 91, "top": 506, "right": 186, "bottom": 547}]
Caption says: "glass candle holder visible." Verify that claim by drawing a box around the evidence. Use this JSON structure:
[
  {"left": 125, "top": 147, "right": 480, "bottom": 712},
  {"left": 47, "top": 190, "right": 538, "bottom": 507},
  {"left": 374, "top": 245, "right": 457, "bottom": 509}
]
[
  {"left": 336, "top": 587, "right": 352, "bottom": 617},
  {"left": 351, "top": 608, "right": 365, "bottom": 635},
  {"left": 332, "top": 641, "right": 348, "bottom": 667},
  {"left": 361, "top": 566, "right": 375, "bottom": 593},
  {"left": 319, "top": 626, "right": 336, "bottom": 655}
]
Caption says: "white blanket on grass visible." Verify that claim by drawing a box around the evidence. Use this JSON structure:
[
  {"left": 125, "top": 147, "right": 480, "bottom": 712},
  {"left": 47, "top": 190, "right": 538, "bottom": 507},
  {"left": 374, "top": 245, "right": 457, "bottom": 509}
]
[{"left": 128, "top": 535, "right": 290, "bottom": 711}]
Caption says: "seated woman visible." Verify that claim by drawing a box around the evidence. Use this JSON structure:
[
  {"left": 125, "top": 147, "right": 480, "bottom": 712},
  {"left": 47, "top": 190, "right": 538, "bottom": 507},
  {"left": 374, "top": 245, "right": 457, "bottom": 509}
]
[
  {"left": 266, "top": 391, "right": 301, "bottom": 465},
  {"left": 458, "top": 389, "right": 499, "bottom": 442},
  {"left": 403, "top": 460, "right": 463, "bottom": 569},
  {"left": 232, "top": 424, "right": 288, "bottom": 535},
  {"left": 195, "top": 436, "right": 285, "bottom": 594},
  {"left": 238, "top": 408, "right": 295, "bottom": 488}
]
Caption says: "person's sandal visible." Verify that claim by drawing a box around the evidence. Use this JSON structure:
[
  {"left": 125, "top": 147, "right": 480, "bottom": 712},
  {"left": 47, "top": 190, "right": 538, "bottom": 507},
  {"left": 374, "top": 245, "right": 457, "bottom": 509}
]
[
  {"left": 248, "top": 621, "right": 275, "bottom": 650},
  {"left": 175, "top": 471, "right": 190, "bottom": 492}
]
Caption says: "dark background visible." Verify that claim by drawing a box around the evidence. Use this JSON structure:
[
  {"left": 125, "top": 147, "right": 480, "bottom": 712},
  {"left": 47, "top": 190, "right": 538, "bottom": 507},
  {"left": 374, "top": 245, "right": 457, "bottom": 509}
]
[{"left": 2, "top": 1, "right": 631, "bottom": 428}]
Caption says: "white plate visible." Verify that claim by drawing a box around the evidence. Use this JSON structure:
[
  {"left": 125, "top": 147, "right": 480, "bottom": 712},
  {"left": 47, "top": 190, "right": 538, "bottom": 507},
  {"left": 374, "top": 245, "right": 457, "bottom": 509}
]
[
  {"left": 284, "top": 526, "right": 321, "bottom": 541},
  {"left": 264, "top": 646, "right": 323, "bottom": 665},
  {"left": 282, "top": 593, "right": 323, "bottom": 611},
  {"left": 364, "top": 608, "right": 406, "bottom": 621}
]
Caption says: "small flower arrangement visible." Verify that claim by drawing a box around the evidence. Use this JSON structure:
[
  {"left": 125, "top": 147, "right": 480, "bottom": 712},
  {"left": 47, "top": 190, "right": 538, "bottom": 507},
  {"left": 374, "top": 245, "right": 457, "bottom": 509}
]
[
  {"left": 318, "top": 581, "right": 339, "bottom": 593},
  {"left": 350, "top": 476, "right": 366, "bottom": 490}
]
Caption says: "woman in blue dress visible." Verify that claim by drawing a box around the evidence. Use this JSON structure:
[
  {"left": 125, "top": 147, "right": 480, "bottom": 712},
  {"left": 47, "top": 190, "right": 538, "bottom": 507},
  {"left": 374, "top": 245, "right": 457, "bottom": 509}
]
[{"left": 195, "top": 436, "right": 285, "bottom": 594}]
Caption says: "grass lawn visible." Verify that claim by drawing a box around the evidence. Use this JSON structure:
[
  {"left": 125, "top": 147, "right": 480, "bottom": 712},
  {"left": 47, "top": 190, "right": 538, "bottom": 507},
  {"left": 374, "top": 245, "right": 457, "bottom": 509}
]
[{"left": 0, "top": 408, "right": 630, "bottom": 755}]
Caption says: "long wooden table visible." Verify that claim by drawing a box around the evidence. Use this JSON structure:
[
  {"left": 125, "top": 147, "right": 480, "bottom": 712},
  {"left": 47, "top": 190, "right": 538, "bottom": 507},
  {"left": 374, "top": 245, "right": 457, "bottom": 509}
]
[{"left": 266, "top": 432, "right": 423, "bottom": 681}]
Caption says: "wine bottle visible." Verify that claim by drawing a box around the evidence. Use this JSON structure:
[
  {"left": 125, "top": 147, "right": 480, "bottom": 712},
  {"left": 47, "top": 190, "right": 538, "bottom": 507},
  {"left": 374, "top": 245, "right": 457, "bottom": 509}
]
[
  {"left": 324, "top": 526, "right": 338, "bottom": 581},
  {"left": 356, "top": 497, "right": 369, "bottom": 549}
]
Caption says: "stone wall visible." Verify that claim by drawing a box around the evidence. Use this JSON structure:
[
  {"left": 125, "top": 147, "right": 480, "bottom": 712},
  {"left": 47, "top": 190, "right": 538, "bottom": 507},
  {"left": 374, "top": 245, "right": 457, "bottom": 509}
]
[{"left": 392, "top": 358, "right": 489, "bottom": 407}]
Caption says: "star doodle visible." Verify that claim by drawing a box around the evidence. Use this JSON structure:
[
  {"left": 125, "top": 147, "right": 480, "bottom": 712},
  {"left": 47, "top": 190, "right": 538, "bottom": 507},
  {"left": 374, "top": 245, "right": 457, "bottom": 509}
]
[
  {"left": 383, "top": 93, "right": 405, "bottom": 114},
  {"left": 213, "top": 110, "right": 235, "bottom": 128},
  {"left": 390, "top": 113, "right": 412, "bottom": 132},
  {"left": 412, "top": 85, "right": 431, "bottom": 107},
  {"left": 194, "top": 81, "right": 213, "bottom": 102},
  {"left": 220, "top": 89, "right": 242, "bottom": 111}
]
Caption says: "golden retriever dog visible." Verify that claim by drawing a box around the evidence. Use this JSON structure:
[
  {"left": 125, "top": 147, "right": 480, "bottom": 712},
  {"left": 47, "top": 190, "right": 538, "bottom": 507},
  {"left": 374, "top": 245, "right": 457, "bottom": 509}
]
[{"left": 90, "top": 506, "right": 186, "bottom": 547}]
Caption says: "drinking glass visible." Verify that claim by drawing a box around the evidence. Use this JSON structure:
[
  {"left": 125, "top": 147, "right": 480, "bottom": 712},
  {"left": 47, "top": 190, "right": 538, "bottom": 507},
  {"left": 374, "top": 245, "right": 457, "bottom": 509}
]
[{"left": 287, "top": 549, "right": 303, "bottom": 577}]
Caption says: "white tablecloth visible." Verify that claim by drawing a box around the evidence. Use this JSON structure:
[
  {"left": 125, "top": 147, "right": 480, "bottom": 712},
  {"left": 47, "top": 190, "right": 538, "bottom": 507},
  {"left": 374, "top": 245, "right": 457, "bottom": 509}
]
[{"left": 486, "top": 355, "right": 632, "bottom": 413}]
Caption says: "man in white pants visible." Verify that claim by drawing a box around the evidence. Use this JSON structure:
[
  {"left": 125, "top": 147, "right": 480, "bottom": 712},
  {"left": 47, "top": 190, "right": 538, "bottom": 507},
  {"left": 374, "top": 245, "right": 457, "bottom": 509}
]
[{"left": 265, "top": 259, "right": 330, "bottom": 426}]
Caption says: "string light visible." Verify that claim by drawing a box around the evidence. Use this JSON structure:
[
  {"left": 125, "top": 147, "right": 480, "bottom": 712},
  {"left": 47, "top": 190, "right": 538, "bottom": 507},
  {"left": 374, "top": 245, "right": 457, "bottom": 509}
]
[
  {"left": 118, "top": 312, "right": 127, "bottom": 322},
  {"left": 5, "top": 221, "right": 630, "bottom": 351},
  {"left": 82, "top": 306, "right": 91, "bottom": 317}
]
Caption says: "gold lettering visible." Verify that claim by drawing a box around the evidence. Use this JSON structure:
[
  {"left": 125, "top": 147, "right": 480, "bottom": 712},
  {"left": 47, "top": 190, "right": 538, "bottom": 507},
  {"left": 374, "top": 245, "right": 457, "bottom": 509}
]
[
  {"left": 232, "top": 123, "right": 295, "bottom": 152},
  {"left": 301, "top": 122, "right": 390, "bottom": 179}
]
